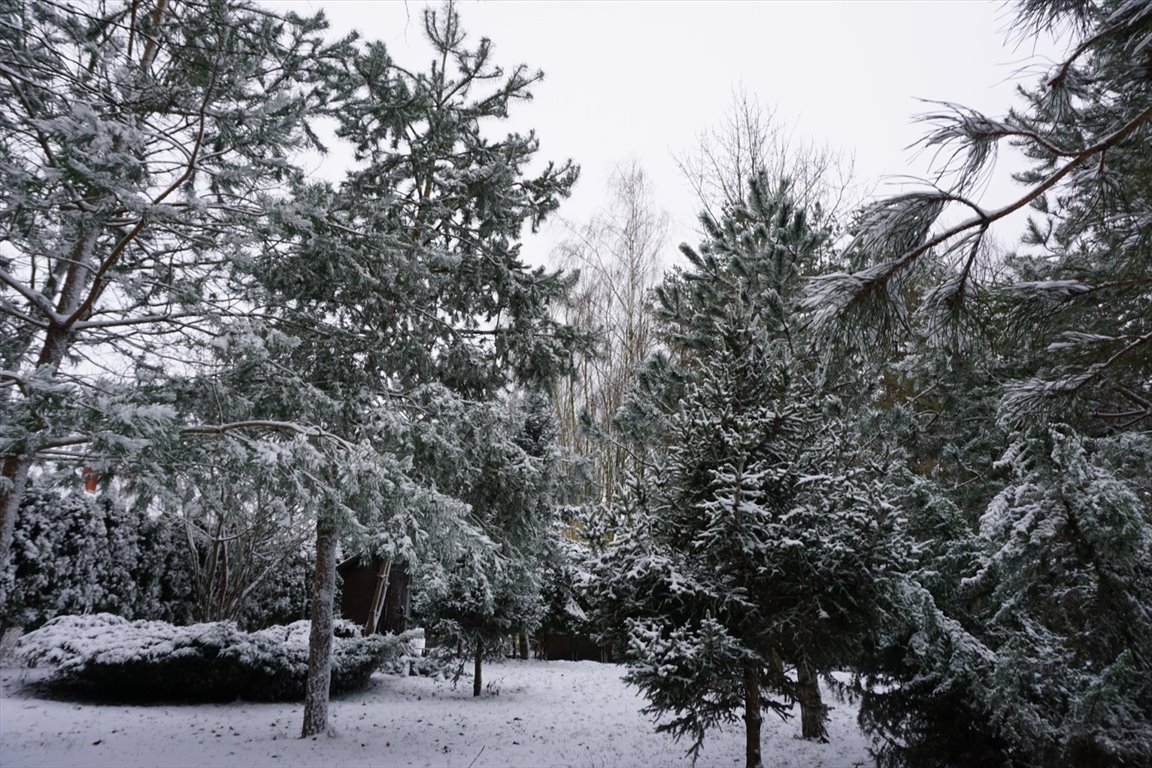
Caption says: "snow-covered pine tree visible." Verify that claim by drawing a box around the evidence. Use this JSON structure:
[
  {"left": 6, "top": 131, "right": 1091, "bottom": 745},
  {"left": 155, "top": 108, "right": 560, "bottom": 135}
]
[
  {"left": 0, "top": 0, "right": 333, "bottom": 580},
  {"left": 866, "top": 427, "right": 1152, "bottom": 767},
  {"left": 415, "top": 391, "right": 559, "bottom": 696},
  {"left": 803, "top": 0, "right": 1152, "bottom": 427},
  {"left": 847, "top": 275, "right": 1031, "bottom": 768},
  {"left": 232, "top": 3, "right": 582, "bottom": 735},
  {"left": 591, "top": 176, "right": 909, "bottom": 768},
  {"left": 799, "top": 2, "right": 1152, "bottom": 764}
]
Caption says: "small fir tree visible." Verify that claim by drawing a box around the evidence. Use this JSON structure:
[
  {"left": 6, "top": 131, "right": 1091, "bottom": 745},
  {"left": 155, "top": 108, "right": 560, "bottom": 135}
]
[{"left": 416, "top": 392, "right": 559, "bottom": 695}]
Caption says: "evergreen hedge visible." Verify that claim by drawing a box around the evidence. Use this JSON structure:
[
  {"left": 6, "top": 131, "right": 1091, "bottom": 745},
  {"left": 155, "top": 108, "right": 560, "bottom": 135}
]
[{"left": 16, "top": 614, "right": 415, "bottom": 701}]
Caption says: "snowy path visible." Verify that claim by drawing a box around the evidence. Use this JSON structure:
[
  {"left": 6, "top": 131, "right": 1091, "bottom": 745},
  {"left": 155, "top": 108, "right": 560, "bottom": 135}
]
[{"left": 1, "top": 660, "right": 871, "bottom": 768}]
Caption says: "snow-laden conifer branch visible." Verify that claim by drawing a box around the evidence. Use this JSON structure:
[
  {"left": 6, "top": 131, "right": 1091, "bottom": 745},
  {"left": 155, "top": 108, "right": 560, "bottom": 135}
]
[
  {"left": 71, "top": 312, "right": 198, "bottom": 331},
  {"left": 63, "top": 43, "right": 218, "bottom": 332},
  {"left": 0, "top": 65, "right": 69, "bottom": 190},
  {"left": 180, "top": 420, "right": 355, "bottom": 450},
  {"left": 804, "top": 102, "right": 1152, "bottom": 334},
  {"left": 0, "top": 297, "right": 50, "bottom": 330},
  {"left": 0, "top": 266, "right": 67, "bottom": 327},
  {"left": 1000, "top": 330, "right": 1152, "bottom": 423}
]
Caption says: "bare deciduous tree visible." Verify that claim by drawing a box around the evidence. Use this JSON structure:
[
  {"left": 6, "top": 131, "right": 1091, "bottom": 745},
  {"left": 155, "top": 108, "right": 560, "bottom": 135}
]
[
  {"left": 676, "top": 87, "right": 858, "bottom": 231},
  {"left": 553, "top": 162, "right": 668, "bottom": 507}
]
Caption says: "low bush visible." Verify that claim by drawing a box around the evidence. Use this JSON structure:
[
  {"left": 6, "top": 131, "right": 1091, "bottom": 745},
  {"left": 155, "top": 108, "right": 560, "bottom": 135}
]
[{"left": 15, "top": 614, "right": 418, "bottom": 702}]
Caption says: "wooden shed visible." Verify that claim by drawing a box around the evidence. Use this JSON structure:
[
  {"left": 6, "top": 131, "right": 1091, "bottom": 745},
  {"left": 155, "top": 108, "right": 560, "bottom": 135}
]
[
  {"left": 535, "top": 632, "right": 614, "bottom": 662},
  {"left": 337, "top": 556, "right": 411, "bottom": 636}
]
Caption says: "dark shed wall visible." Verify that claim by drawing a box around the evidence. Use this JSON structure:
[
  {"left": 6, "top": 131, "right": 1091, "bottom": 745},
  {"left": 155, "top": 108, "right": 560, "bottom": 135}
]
[{"left": 336, "top": 557, "right": 410, "bottom": 634}]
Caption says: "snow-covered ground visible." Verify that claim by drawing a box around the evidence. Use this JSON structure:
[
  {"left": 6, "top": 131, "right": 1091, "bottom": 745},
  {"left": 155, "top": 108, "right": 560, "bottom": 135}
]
[{"left": 1, "top": 659, "right": 872, "bottom": 768}]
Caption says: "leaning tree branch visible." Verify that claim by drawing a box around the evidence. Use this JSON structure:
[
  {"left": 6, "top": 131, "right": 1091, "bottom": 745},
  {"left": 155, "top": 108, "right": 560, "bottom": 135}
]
[
  {"left": 32, "top": 419, "right": 355, "bottom": 455},
  {"left": 1046, "top": 21, "right": 1123, "bottom": 90},
  {"left": 0, "top": 266, "right": 66, "bottom": 326},
  {"left": 1065, "top": 331, "right": 1152, "bottom": 395},
  {"left": 847, "top": 103, "right": 1152, "bottom": 294},
  {"left": 63, "top": 34, "right": 219, "bottom": 332},
  {"left": 180, "top": 420, "right": 355, "bottom": 450}
]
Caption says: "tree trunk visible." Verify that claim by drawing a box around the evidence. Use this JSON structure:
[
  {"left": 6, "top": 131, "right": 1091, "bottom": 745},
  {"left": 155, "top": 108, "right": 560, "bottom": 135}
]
[
  {"left": 301, "top": 514, "right": 338, "bottom": 737},
  {"left": 1, "top": 225, "right": 99, "bottom": 582},
  {"left": 518, "top": 631, "right": 529, "bottom": 660},
  {"left": 0, "top": 455, "right": 31, "bottom": 590},
  {"left": 473, "top": 637, "right": 483, "bottom": 697},
  {"left": 742, "top": 661, "right": 764, "bottom": 768},
  {"left": 796, "top": 660, "right": 828, "bottom": 742}
]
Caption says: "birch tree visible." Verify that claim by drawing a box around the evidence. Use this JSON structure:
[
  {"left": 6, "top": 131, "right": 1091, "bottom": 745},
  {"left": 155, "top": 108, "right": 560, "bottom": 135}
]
[
  {"left": 552, "top": 162, "right": 666, "bottom": 506},
  {"left": 676, "top": 88, "right": 856, "bottom": 230}
]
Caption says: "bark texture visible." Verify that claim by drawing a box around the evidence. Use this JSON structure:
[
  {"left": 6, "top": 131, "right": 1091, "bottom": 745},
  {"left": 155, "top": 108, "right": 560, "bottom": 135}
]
[
  {"left": 0, "top": 456, "right": 31, "bottom": 597},
  {"left": 473, "top": 638, "right": 484, "bottom": 697},
  {"left": 796, "top": 660, "right": 828, "bottom": 741},
  {"left": 742, "top": 661, "right": 764, "bottom": 768},
  {"left": 301, "top": 515, "right": 337, "bottom": 737}
]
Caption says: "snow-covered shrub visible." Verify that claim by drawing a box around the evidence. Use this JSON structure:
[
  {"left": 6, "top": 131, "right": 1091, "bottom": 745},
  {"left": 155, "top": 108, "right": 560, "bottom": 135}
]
[
  {"left": 0, "top": 487, "right": 194, "bottom": 630},
  {"left": 15, "top": 614, "right": 418, "bottom": 701},
  {"left": 375, "top": 629, "right": 454, "bottom": 678}
]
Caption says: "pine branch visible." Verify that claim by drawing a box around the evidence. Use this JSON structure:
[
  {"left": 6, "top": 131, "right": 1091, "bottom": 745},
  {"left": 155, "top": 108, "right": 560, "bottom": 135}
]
[
  {"left": 180, "top": 420, "right": 355, "bottom": 450},
  {"left": 805, "top": 103, "right": 1152, "bottom": 330}
]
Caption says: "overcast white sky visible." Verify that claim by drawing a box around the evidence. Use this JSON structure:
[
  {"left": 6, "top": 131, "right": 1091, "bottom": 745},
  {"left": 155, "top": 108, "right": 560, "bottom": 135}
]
[{"left": 270, "top": 0, "right": 1070, "bottom": 266}]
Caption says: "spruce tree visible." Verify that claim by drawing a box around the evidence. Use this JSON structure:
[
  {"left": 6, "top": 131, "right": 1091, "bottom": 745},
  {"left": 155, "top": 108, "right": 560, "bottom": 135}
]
[{"left": 591, "top": 177, "right": 908, "bottom": 767}]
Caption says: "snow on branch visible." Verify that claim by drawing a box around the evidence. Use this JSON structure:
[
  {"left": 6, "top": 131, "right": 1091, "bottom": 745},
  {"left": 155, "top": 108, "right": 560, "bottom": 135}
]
[
  {"left": 804, "top": 103, "right": 1152, "bottom": 334},
  {"left": 1000, "top": 330, "right": 1152, "bottom": 423},
  {"left": 180, "top": 420, "right": 355, "bottom": 450}
]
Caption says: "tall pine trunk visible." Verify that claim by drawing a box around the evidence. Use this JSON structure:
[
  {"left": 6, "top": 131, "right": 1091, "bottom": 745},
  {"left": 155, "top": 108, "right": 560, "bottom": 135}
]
[
  {"left": 473, "top": 637, "right": 484, "bottom": 697},
  {"left": 301, "top": 513, "right": 338, "bottom": 737},
  {"left": 742, "top": 661, "right": 764, "bottom": 768},
  {"left": 0, "top": 226, "right": 100, "bottom": 576},
  {"left": 796, "top": 659, "right": 827, "bottom": 741}
]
